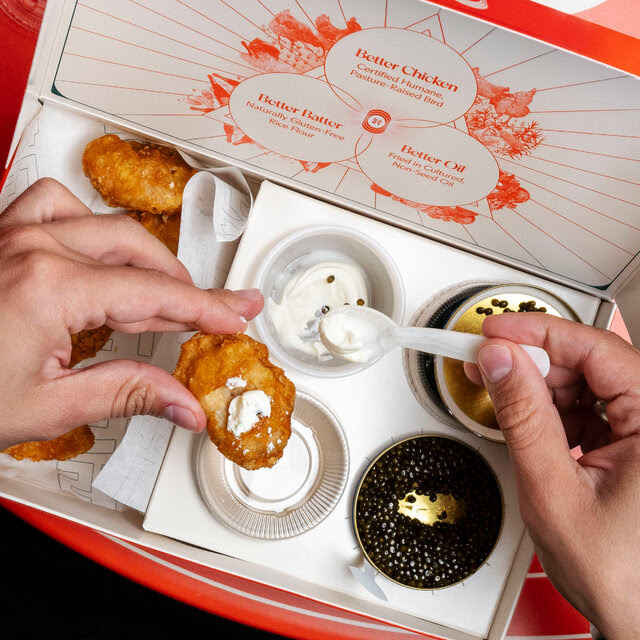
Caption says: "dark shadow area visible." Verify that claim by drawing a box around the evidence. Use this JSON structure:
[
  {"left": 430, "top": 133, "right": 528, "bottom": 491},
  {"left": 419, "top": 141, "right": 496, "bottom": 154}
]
[{"left": 1, "top": 505, "right": 287, "bottom": 639}]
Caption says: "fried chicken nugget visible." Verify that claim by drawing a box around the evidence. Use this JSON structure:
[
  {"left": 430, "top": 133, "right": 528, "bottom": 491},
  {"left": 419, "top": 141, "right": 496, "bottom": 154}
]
[
  {"left": 127, "top": 210, "right": 181, "bottom": 256},
  {"left": 69, "top": 325, "right": 114, "bottom": 367},
  {"left": 82, "top": 135, "right": 197, "bottom": 215},
  {"left": 2, "top": 425, "right": 95, "bottom": 462},
  {"left": 173, "top": 333, "right": 295, "bottom": 470}
]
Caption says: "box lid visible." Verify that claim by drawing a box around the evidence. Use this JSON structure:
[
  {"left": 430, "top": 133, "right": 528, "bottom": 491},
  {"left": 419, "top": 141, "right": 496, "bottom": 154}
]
[
  {"left": 41, "top": 0, "right": 640, "bottom": 299},
  {"left": 427, "top": 0, "right": 640, "bottom": 78}
]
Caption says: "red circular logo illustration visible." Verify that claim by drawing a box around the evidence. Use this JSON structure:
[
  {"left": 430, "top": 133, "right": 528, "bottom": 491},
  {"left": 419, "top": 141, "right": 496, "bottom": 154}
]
[{"left": 362, "top": 110, "right": 391, "bottom": 134}]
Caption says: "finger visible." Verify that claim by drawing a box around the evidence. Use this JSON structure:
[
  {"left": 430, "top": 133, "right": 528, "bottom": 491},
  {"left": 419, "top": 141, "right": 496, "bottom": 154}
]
[
  {"left": 481, "top": 314, "right": 640, "bottom": 439},
  {"left": 551, "top": 379, "right": 588, "bottom": 411},
  {"left": 464, "top": 356, "right": 581, "bottom": 409},
  {"left": 481, "top": 315, "right": 584, "bottom": 389},
  {"left": 463, "top": 361, "right": 483, "bottom": 387},
  {"left": 0, "top": 224, "right": 98, "bottom": 267},
  {"left": 105, "top": 288, "right": 264, "bottom": 334},
  {"left": 63, "top": 262, "right": 259, "bottom": 335},
  {"left": 45, "top": 214, "right": 192, "bottom": 284},
  {"left": 476, "top": 340, "right": 581, "bottom": 510},
  {"left": 207, "top": 288, "right": 264, "bottom": 320},
  {"left": 467, "top": 366, "right": 611, "bottom": 452},
  {"left": 481, "top": 313, "right": 637, "bottom": 384},
  {"left": 48, "top": 360, "right": 207, "bottom": 432},
  {"left": 0, "top": 178, "right": 93, "bottom": 227}
]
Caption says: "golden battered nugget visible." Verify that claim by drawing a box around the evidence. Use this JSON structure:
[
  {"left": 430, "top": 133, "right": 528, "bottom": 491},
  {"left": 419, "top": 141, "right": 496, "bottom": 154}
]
[
  {"left": 2, "top": 425, "right": 95, "bottom": 462},
  {"left": 69, "top": 325, "right": 114, "bottom": 367},
  {"left": 127, "top": 210, "right": 181, "bottom": 256},
  {"left": 174, "top": 333, "right": 295, "bottom": 470},
  {"left": 82, "top": 135, "right": 197, "bottom": 215}
]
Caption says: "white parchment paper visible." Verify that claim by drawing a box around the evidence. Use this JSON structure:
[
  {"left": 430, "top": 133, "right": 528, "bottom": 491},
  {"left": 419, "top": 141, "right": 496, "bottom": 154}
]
[{"left": 93, "top": 169, "right": 252, "bottom": 511}]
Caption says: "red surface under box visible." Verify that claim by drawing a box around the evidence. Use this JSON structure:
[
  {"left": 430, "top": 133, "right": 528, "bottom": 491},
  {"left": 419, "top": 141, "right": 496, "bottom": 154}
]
[{"left": 0, "top": 10, "right": 38, "bottom": 168}]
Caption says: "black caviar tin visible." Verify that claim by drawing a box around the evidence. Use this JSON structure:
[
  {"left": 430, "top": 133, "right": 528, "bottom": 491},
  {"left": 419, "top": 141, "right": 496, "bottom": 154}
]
[{"left": 352, "top": 434, "right": 504, "bottom": 591}]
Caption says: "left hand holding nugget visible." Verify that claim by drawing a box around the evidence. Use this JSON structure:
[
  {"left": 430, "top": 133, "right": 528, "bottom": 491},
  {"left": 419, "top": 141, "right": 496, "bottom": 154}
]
[{"left": 0, "top": 178, "right": 263, "bottom": 450}]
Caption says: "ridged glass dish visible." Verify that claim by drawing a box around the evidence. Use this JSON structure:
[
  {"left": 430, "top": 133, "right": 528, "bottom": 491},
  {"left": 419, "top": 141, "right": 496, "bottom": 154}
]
[{"left": 195, "top": 389, "right": 349, "bottom": 539}]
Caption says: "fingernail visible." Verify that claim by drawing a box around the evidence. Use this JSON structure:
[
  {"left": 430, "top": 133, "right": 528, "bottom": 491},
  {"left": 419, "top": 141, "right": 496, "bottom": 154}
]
[
  {"left": 234, "top": 288, "right": 262, "bottom": 300},
  {"left": 164, "top": 405, "right": 199, "bottom": 431},
  {"left": 477, "top": 345, "right": 513, "bottom": 384}
]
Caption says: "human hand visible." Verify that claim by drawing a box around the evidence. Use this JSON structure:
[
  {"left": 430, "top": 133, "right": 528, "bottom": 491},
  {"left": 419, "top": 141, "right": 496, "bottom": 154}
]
[
  {"left": 0, "top": 179, "right": 264, "bottom": 449},
  {"left": 464, "top": 313, "right": 640, "bottom": 639}
]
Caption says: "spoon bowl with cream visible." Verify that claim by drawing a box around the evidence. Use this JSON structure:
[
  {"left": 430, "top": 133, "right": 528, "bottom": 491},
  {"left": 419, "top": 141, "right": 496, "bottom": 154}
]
[{"left": 318, "top": 306, "right": 550, "bottom": 377}]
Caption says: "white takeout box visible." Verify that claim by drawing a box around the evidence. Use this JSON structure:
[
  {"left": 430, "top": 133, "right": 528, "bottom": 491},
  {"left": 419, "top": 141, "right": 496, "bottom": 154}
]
[{"left": 2, "top": 1, "right": 640, "bottom": 639}]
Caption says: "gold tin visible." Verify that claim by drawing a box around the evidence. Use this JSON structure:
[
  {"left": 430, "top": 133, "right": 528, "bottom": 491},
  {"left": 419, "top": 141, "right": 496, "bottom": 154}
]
[
  {"left": 435, "top": 284, "right": 580, "bottom": 443},
  {"left": 352, "top": 434, "right": 503, "bottom": 591}
]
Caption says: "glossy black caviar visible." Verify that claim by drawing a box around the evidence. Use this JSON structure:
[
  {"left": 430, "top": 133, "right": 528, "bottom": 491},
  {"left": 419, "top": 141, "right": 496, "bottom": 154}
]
[
  {"left": 476, "top": 298, "right": 549, "bottom": 315},
  {"left": 355, "top": 437, "right": 502, "bottom": 589}
]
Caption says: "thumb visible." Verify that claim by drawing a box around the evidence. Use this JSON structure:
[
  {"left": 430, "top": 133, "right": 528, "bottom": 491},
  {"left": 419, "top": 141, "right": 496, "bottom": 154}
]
[
  {"left": 477, "top": 341, "right": 578, "bottom": 502},
  {"left": 51, "top": 360, "right": 206, "bottom": 432}
]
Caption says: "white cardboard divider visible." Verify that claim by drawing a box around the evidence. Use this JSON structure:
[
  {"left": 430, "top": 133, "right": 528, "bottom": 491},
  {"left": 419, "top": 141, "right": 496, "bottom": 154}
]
[{"left": 143, "top": 181, "right": 601, "bottom": 639}]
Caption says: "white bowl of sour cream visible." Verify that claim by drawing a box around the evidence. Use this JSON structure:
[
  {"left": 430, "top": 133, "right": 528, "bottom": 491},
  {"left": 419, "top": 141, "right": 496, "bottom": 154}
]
[{"left": 254, "top": 225, "right": 404, "bottom": 377}]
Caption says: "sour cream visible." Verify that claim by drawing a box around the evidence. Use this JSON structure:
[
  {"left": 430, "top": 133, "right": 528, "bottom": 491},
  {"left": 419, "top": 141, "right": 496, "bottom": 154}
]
[
  {"left": 318, "top": 309, "right": 378, "bottom": 363},
  {"left": 268, "top": 261, "right": 368, "bottom": 359},
  {"left": 227, "top": 390, "right": 272, "bottom": 437}
]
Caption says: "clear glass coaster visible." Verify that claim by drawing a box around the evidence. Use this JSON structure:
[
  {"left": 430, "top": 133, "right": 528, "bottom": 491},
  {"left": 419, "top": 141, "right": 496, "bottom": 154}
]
[{"left": 195, "top": 389, "right": 349, "bottom": 539}]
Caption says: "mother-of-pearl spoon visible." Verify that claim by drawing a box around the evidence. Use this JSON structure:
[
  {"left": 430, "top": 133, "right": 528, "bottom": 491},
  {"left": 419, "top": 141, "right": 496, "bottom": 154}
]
[{"left": 318, "top": 306, "right": 550, "bottom": 377}]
